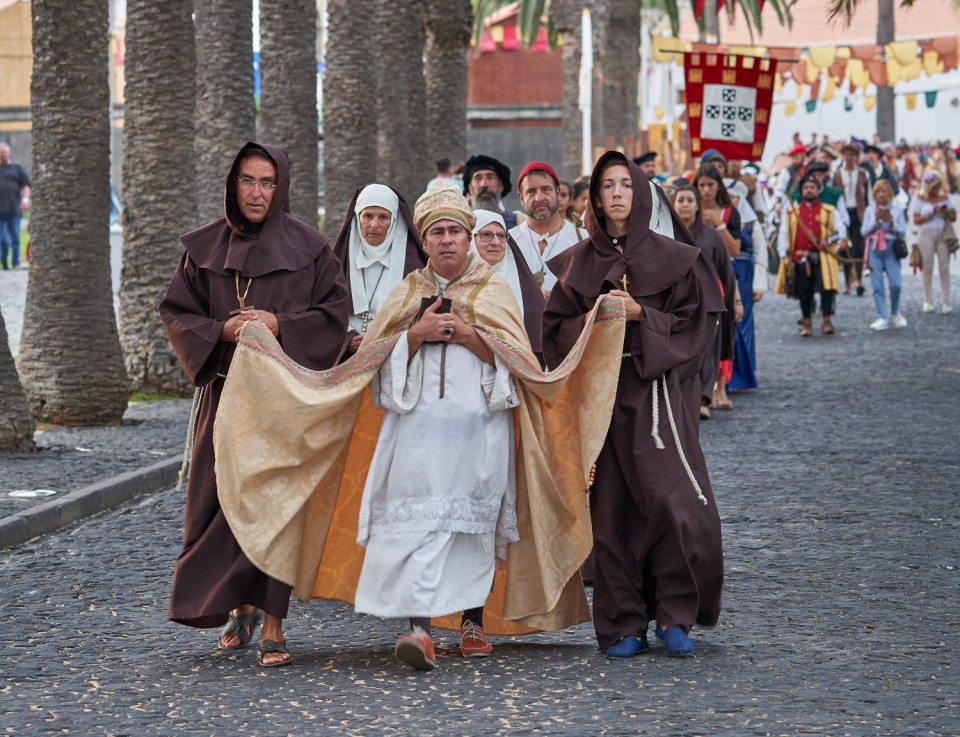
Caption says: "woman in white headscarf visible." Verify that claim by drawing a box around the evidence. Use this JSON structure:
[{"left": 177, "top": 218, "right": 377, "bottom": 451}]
[
  {"left": 471, "top": 209, "right": 546, "bottom": 363},
  {"left": 333, "top": 184, "right": 426, "bottom": 355}
]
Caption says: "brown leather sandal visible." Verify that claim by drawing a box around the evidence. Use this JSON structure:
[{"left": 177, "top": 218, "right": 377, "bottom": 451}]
[
  {"left": 257, "top": 638, "right": 292, "bottom": 667},
  {"left": 218, "top": 609, "right": 262, "bottom": 650}
]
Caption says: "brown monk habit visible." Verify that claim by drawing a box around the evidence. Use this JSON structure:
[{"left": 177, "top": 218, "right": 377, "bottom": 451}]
[
  {"left": 159, "top": 142, "right": 350, "bottom": 627},
  {"left": 505, "top": 231, "right": 547, "bottom": 361},
  {"left": 543, "top": 152, "right": 726, "bottom": 649},
  {"left": 683, "top": 193, "right": 738, "bottom": 408},
  {"left": 331, "top": 185, "right": 427, "bottom": 354}
]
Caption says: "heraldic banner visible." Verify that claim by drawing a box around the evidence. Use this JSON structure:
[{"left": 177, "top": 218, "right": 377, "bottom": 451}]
[{"left": 684, "top": 51, "right": 776, "bottom": 160}]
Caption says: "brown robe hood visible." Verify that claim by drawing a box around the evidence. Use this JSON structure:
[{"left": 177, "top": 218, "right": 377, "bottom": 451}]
[
  {"left": 548, "top": 151, "right": 717, "bottom": 300},
  {"left": 180, "top": 141, "right": 329, "bottom": 277}
]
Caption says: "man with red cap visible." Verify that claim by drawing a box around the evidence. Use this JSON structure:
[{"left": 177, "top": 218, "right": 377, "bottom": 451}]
[
  {"left": 509, "top": 160, "right": 584, "bottom": 296},
  {"left": 774, "top": 142, "right": 811, "bottom": 214}
]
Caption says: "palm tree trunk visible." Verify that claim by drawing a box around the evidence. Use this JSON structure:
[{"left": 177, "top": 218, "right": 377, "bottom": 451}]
[
  {"left": 260, "top": 0, "right": 319, "bottom": 228},
  {"left": 552, "top": 0, "right": 585, "bottom": 180},
  {"left": 322, "top": 0, "right": 377, "bottom": 232},
  {"left": 0, "top": 307, "right": 34, "bottom": 452},
  {"left": 598, "top": 0, "right": 640, "bottom": 148},
  {"left": 19, "top": 0, "right": 129, "bottom": 425},
  {"left": 423, "top": 0, "right": 472, "bottom": 169},
  {"left": 193, "top": 0, "right": 256, "bottom": 224},
  {"left": 375, "top": 0, "right": 429, "bottom": 204},
  {"left": 876, "top": 0, "right": 895, "bottom": 141},
  {"left": 119, "top": 0, "right": 196, "bottom": 396}
]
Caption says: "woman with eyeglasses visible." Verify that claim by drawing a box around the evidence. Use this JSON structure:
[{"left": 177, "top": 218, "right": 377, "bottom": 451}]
[
  {"left": 471, "top": 210, "right": 546, "bottom": 364},
  {"left": 911, "top": 170, "right": 957, "bottom": 313}
]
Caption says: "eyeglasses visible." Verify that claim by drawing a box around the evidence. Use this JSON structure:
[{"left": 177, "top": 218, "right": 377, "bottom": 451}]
[
  {"left": 475, "top": 231, "right": 507, "bottom": 244},
  {"left": 237, "top": 176, "right": 278, "bottom": 191}
]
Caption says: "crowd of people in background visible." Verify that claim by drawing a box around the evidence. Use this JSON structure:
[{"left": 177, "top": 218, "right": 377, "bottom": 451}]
[{"left": 424, "top": 134, "right": 958, "bottom": 420}]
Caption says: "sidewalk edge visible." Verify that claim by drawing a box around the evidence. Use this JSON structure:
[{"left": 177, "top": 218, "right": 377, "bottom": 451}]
[{"left": 0, "top": 456, "right": 181, "bottom": 550}]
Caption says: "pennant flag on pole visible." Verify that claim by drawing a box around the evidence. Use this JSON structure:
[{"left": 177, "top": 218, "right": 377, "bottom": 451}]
[{"left": 683, "top": 51, "right": 776, "bottom": 160}]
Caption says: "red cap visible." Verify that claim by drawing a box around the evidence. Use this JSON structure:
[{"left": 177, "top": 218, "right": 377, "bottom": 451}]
[
  {"left": 517, "top": 160, "right": 559, "bottom": 190},
  {"left": 788, "top": 143, "right": 807, "bottom": 156}
]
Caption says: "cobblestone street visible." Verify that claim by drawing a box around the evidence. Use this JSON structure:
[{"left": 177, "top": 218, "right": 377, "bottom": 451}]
[{"left": 2, "top": 265, "right": 958, "bottom": 736}]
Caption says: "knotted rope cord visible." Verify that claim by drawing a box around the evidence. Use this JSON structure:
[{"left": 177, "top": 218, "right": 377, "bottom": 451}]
[
  {"left": 176, "top": 385, "right": 204, "bottom": 491},
  {"left": 650, "top": 379, "right": 665, "bottom": 450},
  {"left": 652, "top": 375, "right": 708, "bottom": 506}
]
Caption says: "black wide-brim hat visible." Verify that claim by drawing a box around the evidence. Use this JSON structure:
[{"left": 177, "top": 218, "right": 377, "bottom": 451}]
[{"left": 463, "top": 154, "right": 512, "bottom": 197}]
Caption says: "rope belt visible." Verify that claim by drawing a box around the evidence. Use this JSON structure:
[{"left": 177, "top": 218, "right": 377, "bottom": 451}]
[
  {"left": 651, "top": 376, "right": 708, "bottom": 506},
  {"left": 176, "top": 385, "right": 204, "bottom": 491}
]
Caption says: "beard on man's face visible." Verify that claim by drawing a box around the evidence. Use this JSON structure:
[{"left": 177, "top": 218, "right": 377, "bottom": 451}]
[
  {"left": 471, "top": 189, "right": 500, "bottom": 212},
  {"left": 529, "top": 200, "right": 560, "bottom": 222}
]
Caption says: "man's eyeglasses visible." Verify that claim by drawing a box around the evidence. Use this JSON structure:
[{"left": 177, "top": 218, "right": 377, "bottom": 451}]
[
  {"left": 475, "top": 231, "right": 507, "bottom": 244},
  {"left": 237, "top": 176, "right": 278, "bottom": 191}
]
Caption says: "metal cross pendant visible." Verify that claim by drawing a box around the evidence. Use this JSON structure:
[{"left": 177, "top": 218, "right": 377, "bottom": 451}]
[
  {"left": 359, "top": 311, "right": 373, "bottom": 333},
  {"left": 619, "top": 273, "right": 629, "bottom": 291}
]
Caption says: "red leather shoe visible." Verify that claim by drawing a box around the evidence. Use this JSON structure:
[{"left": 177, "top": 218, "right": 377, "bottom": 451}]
[
  {"left": 460, "top": 620, "right": 493, "bottom": 657},
  {"left": 395, "top": 626, "right": 436, "bottom": 671}
]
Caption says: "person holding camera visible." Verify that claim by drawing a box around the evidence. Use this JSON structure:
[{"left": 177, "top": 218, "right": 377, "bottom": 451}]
[
  {"left": 861, "top": 179, "right": 908, "bottom": 331},
  {"left": 911, "top": 170, "right": 957, "bottom": 314}
]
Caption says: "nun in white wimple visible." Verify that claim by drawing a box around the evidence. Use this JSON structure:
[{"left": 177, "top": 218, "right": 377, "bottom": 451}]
[
  {"left": 471, "top": 210, "right": 524, "bottom": 312},
  {"left": 470, "top": 209, "right": 546, "bottom": 364},
  {"left": 345, "top": 184, "right": 411, "bottom": 346}
]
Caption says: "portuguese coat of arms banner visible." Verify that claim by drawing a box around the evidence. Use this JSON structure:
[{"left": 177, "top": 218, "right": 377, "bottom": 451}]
[{"left": 683, "top": 52, "right": 776, "bottom": 160}]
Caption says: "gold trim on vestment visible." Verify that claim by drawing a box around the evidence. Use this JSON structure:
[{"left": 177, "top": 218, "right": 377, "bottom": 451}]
[{"left": 466, "top": 268, "right": 495, "bottom": 324}]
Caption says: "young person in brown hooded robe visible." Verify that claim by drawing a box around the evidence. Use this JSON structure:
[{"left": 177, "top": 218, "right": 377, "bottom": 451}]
[
  {"left": 159, "top": 142, "right": 350, "bottom": 667},
  {"left": 670, "top": 185, "right": 741, "bottom": 420},
  {"left": 543, "top": 151, "right": 726, "bottom": 658}
]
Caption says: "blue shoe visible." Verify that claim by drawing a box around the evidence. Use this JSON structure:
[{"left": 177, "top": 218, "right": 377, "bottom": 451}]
[
  {"left": 655, "top": 625, "right": 695, "bottom": 657},
  {"left": 605, "top": 635, "right": 649, "bottom": 658}
]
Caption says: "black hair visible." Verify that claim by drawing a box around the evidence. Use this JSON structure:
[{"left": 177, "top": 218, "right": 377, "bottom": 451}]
[{"left": 436, "top": 157, "right": 453, "bottom": 172}]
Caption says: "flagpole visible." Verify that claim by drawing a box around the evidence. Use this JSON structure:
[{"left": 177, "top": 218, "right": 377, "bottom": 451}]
[{"left": 580, "top": 8, "right": 593, "bottom": 177}]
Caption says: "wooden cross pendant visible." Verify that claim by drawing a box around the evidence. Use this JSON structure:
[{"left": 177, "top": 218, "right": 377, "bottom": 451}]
[
  {"left": 229, "top": 303, "right": 256, "bottom": 316},
  {"left": 619, "top": 273, "right": 629, "bottom": 291}
]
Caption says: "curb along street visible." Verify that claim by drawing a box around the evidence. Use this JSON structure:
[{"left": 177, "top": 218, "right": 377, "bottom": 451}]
[{"left": 0, "top": 456, "right": 180, "bottom": 550}]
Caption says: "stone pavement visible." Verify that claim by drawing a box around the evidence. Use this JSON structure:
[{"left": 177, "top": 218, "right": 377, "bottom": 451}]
[{"left": 1, "top": 263, "right": 959, "bottom": 736}]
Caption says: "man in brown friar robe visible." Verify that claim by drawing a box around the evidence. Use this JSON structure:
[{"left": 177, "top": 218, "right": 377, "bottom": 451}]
[
  {"left": 543, "top": 151, "right": 726, "bottom": 658},
  {"left": 159, "top": 142, "right": 350, "bottom": 667}
]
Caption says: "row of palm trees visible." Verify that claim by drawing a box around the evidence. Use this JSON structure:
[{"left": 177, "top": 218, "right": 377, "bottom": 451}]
[{"left": 0, "top": 0, "right": 886, "bottom": 451}]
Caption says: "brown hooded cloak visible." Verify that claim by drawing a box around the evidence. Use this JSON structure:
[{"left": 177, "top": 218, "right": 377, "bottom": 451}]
[
  {"left": 543, "top": 152, "right": 726, "bottom": 649},
  {"left": 159, "top": 141, "right": 350, "bottom": 627},
  {"left": 505, "top": 232, "right": 547, "bottom": 360}
]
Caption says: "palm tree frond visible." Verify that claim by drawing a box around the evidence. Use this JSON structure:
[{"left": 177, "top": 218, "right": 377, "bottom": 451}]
[{"left": 663, "top": 0, "right": 681, "bottom": 37}]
